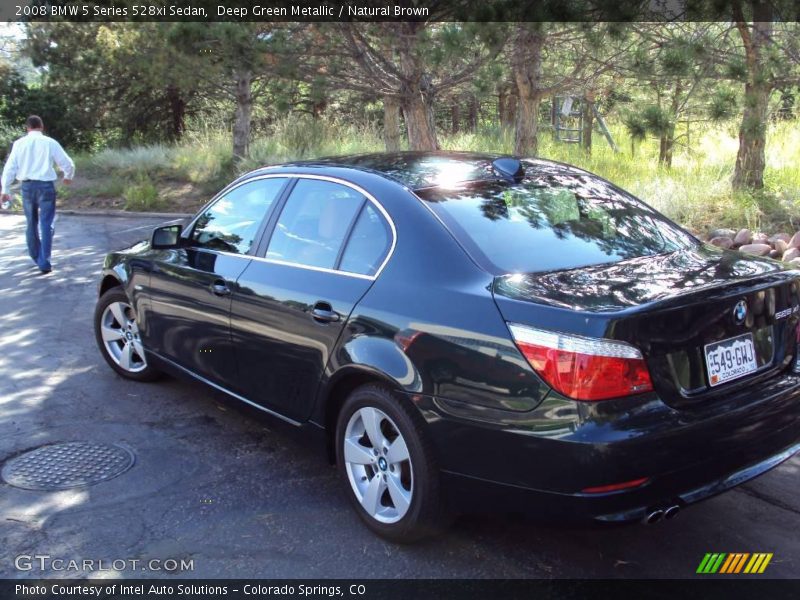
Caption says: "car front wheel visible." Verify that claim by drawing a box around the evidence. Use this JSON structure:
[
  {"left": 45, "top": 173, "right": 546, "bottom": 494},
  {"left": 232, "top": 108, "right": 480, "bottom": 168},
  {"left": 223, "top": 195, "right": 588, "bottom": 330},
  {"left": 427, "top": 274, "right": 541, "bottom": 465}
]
[
  {"left": 336, "top": 384, "right": 445, "bottom": 542},
  {"left": 94, "top": 287, "right": 160, "bottom": 382}
]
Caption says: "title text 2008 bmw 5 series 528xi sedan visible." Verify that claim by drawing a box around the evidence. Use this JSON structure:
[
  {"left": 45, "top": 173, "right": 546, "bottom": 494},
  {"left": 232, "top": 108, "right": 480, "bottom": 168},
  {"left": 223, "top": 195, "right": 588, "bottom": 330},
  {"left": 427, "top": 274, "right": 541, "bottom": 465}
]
[{"left": 94, "top": 152, "right": 800, "bottom": 542}]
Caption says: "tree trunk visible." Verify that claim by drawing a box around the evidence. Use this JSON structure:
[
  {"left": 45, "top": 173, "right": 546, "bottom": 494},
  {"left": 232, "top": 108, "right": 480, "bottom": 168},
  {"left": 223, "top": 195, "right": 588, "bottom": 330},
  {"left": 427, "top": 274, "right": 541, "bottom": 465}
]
[
  {"left": 312, "top": 98, "right": 327, "bottom": 119},
  {"left": 662, "top": 81, "right": 683, "bottom": 169},
  {"left": 512, "top": 25, "right": 545, "bottom": 156},
  {"left": 732, "top": 80, "right": 770, "bottom": 189},
  {"left": 732, "top": 3, "right": 774, "bottom": 190},
  {"left": 514, "top": 91, "right": 543, "bottom": 156},
  {"left": 467, "top": 95, "right": 479, "bottom": 132},
  {"left": 401, "top": 89, "right": 439, "bottom": 151},
  {"left": 451, "top": 102, "right": 460, "bottom": 134},
  {"left": 383, "top": 96, "right": 402, "bottom": 152},
  {"left": 232, "top": 68, "right": 253, "bottom": 160},
  {"left": 504, "top": 93, "right": 517, "bottom": 129},
  {"left": 165, "top": 85, "right": 186, "bottom": 141},
  {"left": 658, "top": 135, "right": 673, "bottom": 168},
  {"left": 581, "top": 95, "right": 594, "bottom": 154}
]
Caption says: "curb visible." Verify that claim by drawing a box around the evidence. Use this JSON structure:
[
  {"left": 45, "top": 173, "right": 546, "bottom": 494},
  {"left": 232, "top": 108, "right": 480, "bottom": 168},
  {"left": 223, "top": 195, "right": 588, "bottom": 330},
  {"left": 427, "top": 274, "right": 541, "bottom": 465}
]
[{"left": 2, "top": 209, "right": 192, "bottom": 219}]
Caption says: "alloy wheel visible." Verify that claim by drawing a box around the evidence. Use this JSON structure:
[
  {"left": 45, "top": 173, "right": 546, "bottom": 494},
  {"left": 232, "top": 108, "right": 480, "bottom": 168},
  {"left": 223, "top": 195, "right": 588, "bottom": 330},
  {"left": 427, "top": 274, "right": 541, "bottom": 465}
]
[
  {"left": 343, "top": 406, "right": 414, "bottom": 523},
  {"left": 99, "top": 301, "right": 147, "bottom": 373}
]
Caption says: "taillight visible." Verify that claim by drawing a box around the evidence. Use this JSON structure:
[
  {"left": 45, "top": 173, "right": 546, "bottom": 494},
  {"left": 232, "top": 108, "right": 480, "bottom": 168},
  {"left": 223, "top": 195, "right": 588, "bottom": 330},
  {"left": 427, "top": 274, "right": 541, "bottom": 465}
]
[{"left": 508, "top": 323, "right": 653, "bottom": 401}]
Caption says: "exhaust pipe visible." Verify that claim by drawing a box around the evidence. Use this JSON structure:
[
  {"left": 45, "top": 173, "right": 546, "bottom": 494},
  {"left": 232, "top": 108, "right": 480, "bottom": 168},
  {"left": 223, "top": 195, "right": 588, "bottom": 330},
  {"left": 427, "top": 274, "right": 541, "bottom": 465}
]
[
  {"left": 664, "top": 505, "right": 680, "bottom": 520},
  {"left": 644, "top": 509, "right": 664, "bottom": 524}
]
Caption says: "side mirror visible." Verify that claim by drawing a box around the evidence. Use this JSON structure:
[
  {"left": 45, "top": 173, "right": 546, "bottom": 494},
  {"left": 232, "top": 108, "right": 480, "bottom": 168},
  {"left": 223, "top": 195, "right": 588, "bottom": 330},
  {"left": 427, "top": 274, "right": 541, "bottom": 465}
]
[{"left": 151, "top": 224, "right": 183, "bottom": 249}]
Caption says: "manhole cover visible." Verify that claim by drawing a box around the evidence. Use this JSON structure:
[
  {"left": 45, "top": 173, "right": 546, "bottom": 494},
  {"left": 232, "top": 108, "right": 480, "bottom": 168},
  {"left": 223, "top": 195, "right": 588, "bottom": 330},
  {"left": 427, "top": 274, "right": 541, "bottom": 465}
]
[{"left": 1, "top": 442, "right": 135, "bottom": 491}]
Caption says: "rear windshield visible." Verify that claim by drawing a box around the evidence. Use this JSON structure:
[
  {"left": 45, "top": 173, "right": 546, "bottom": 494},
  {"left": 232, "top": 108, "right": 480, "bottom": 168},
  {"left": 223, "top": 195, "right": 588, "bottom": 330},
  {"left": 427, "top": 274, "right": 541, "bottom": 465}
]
[{"left": 416, "top": 174, "right": 697, "bottom": 275}]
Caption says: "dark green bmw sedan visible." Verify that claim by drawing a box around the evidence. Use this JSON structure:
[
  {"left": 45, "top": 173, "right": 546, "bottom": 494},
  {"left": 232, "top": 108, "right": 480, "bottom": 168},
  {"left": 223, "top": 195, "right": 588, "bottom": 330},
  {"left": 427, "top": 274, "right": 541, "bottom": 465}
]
[{"left": 95, "top": 152, "right": 800, "bottom": 541}]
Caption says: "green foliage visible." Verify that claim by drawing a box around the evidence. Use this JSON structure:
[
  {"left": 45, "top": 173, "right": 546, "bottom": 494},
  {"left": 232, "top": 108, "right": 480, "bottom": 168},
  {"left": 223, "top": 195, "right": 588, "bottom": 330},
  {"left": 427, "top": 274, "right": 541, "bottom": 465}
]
[
  {"left": 641, "top": 106, "right": 673, "bottom": 137},
  {"left": 623, "top": 113, "right": 648, "bottom": 143},
  {"left": 92, "top": 145, "right": 172, "bottom": 178},
  {"left": 709, "top": 88, "right": 738, "bottom": 121},
  {"left": 0, "top": 122, "right": 19, "bottom": 160},
  {"left": 123, "top": 176, "right": 163, "bottom": 212},
  {"left": 660, "top": 45, "right": 692, "bottom": 76},
  {"left": 0, "top": 69, "right": 92, "bottom": 150}
]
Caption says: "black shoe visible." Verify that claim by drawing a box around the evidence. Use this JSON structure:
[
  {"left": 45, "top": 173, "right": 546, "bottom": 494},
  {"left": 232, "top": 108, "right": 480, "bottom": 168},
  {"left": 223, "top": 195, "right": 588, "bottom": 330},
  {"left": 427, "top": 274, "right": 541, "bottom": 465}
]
[{"left": 39, "top": 268, "right": 52, "bottom": 274}]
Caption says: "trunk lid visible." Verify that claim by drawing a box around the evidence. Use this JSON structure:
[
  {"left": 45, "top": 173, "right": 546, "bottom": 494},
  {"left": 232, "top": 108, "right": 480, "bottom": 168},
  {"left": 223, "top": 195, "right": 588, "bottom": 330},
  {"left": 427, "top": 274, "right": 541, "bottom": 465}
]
[{"left": 493, "top": 245, "right": 800, "bottom": 407}]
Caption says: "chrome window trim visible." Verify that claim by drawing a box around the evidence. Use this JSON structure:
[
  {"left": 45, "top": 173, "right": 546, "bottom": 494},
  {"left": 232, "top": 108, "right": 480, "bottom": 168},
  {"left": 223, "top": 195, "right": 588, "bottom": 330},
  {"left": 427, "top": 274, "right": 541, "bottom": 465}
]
[{"left": 185, "top": 173, "right": 397, "bottom": 281}]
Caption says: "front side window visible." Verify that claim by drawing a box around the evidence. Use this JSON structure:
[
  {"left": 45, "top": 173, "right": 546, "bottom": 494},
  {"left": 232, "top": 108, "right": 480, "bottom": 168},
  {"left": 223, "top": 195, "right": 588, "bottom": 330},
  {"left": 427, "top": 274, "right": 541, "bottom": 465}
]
[
  {"left": 266, "top": 179, "right": 365, "bottom": 269},
  {"left": 191, "top": 177, "right": 287, "bottom": 254}
]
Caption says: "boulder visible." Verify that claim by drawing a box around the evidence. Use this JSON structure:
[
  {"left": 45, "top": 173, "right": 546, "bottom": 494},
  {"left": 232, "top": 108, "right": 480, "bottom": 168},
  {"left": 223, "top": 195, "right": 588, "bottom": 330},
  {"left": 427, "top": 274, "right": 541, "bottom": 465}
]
[
  {"left": 733, "top": 228, "right": 752, "bottom": 246},
  {"left": 752, "top": 232, "right": 770, "bottom": 243},
  {"left": 790, "top": 257, "right": 800, "bottom": 267},
  {"left": 738, "top": 243, "right": 772, "bottom": 256},
  {"left": 775, "top": 239, "right": 789, "bottom": 254},
  {"left": 708, "top": 228, "right": 736, "bottom": 240},
  {"left": 709, "top": 236, "right": 734, "bottom": 249},
  {"left": 769, "top": 249, "right": 782, "bottom": 259},
  {"left": 789, "top": 231, "right": 800, "bottom": 249},
  {"left": 769, "top": 233, "right": 791, "bottom": 244},
  {"left": 783, "top": 247, "right": 800, "bottom": 262}
]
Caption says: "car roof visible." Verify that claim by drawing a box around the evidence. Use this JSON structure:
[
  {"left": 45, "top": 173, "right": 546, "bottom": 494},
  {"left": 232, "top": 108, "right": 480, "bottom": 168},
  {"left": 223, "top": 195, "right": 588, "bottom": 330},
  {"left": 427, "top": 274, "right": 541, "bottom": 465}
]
[{"left": 247, "top": 151, "right": 589, "bottom": 191}]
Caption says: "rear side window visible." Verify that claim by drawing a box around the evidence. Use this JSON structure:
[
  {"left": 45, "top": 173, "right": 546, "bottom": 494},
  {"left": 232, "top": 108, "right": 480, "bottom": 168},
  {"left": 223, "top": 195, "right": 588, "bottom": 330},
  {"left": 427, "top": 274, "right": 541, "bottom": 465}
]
[
  {"left": 266, "top": 179, "right": 364, "bottom": 269},
  {"left": 417, "top": 175, "right": 696, "bottom": 275},
  {"left": 191, "top": 177, "right": 287, "bottom": 254},
  {"left": 339, "top": 203, "right": 392, "bottom": 276}
]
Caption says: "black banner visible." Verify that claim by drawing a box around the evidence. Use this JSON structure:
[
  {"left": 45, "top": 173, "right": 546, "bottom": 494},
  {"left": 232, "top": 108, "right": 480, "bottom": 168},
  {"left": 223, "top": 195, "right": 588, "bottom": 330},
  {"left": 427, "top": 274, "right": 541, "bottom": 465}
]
[
  {"left": 2, "top": 0, "right": 800, "bottom": 23},
  {"left": 3, "top": 580, "right": 800, "bottom": 600}
]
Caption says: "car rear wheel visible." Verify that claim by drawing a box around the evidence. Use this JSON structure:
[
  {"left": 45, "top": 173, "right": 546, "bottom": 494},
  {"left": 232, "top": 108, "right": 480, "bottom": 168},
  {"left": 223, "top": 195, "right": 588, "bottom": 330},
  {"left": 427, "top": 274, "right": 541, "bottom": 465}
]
[
  {"left": 336, "top": 384, "right": 445, "bottom": 542},
  {"left": 94, "top": 288, "right": 160, "bottom": 382}
]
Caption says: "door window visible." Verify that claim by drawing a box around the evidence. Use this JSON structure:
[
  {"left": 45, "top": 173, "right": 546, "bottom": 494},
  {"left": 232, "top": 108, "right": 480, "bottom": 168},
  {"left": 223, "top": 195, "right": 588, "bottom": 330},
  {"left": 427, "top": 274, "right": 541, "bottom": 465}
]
[
  {"left": 266, "top": 179, "right": 365, "bottom": 269},
  {"left": 191, "top": 177, "right": 287, "bottom": 254}
]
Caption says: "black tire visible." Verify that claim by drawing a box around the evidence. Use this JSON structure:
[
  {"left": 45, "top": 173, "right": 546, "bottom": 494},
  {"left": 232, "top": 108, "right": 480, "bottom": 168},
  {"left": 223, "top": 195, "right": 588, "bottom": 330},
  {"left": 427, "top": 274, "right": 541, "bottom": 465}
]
[
  {"left": 94, "top": 287, "right": 161, "bottom": 382},
  {"left": 335, "top": 384, "right": 447, "bottom": 542}
]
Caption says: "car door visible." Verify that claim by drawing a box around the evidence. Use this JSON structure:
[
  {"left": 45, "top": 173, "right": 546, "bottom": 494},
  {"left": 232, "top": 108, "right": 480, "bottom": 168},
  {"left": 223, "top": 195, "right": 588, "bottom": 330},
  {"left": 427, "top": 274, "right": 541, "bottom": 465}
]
[
  {"left": 144, "top": 176, "right": 289, "bottom": 386},
  {"left": 229, "top": 176, "right": 394, "bottom": 421}
]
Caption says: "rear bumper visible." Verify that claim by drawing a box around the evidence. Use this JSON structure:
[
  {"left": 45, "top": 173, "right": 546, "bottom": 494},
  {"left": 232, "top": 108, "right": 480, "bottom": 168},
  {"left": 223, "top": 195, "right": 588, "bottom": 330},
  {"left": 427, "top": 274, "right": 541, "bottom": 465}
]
[
  {"left": 441, "top": 439, "right": 800, "bottom": 523},
  {"left": 421, "top": 371, "right": 800, "bottom": 522}
]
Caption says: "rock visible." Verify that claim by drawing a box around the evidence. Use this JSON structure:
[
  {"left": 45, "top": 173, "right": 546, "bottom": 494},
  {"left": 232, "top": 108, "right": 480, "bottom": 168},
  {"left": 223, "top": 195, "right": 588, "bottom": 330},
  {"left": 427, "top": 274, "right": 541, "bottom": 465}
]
[
  {"left": 709, "top": 236, "right": 734, "bottom": 249},
  {"left": 789, "top": 231, "right": 800, "bottom": 249},
  {"left": 769, "top": 233, "right": 791, "bottom": 244},
  {"left": 739, "top": 243, "right": 772, "bottom": 256},
  {"left": 769, "top": 249, "right": 782, "bottom": 259},
  {"left": 733, "top": 228, "right": 752, "bottom": 246},
  {"left": 752, "top": 232, "right": 770, "bottom": 243},
  {"left": 709, "top": 228, "right": 736, "bottom": 240},
  {"left": 783, "top": 247, "right": 800, "bottom": 262},
  {"left": 790, "top": 257, "right": 800, "bottom": 267},
  {"left": 775, "top": 239, "right": 789, "bottom": 254}
]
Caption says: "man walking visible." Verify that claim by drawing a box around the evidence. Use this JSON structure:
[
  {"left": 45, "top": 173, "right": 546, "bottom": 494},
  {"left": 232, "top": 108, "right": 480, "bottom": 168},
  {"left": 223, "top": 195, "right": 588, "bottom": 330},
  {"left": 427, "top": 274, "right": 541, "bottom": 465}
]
[{"left": 1, "top": 115, "right": 75, "bottom": 274}]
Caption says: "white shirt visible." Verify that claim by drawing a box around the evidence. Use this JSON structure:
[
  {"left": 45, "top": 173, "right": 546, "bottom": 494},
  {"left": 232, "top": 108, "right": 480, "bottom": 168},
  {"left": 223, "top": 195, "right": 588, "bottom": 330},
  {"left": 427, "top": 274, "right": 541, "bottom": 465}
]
[{"left": 1, "top": 131, "right": 75, "bottom": 194}]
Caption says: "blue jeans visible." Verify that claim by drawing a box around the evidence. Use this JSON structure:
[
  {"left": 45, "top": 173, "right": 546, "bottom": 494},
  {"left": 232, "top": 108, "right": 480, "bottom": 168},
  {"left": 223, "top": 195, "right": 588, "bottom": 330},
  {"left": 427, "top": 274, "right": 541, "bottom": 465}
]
[{"left": 21, "top": 181, "right": 57, "bottom": 271}]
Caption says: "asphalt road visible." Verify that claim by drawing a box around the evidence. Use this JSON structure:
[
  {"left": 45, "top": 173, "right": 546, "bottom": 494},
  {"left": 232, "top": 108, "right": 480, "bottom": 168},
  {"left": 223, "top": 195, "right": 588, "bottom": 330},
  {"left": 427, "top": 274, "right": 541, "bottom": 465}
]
[{"left": 0, "top": 212, "right": 798, "bottom": 579}]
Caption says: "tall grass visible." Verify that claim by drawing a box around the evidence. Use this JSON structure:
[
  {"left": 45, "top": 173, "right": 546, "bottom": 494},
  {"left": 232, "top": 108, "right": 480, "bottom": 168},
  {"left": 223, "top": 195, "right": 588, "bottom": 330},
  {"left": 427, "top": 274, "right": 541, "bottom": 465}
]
[{"left": 85, "top": 116, "right": 800, "bottom": 232}]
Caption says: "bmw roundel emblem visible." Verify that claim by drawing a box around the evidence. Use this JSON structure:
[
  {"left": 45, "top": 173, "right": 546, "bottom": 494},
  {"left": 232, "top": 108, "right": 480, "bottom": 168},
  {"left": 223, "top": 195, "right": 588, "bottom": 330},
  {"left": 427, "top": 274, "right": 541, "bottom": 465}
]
[{"left": 733, "top": 300, "right": 748, "bottom": 324}]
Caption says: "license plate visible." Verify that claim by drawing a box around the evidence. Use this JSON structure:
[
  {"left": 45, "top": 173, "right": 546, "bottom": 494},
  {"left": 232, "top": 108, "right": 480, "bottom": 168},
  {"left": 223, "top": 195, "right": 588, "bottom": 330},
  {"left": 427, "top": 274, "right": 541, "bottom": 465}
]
[{"left": 704, "top": 333, "right": 758, "bottom": 387}]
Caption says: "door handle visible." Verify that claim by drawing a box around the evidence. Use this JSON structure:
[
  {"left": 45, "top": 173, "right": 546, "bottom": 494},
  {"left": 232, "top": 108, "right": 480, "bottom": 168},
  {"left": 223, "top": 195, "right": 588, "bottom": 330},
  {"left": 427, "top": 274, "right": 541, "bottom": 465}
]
[
  {"left": 311, "top": 301, "right": 340, "bottom": 323},
  {"left": 210, "top": 281, "right": 231, "bottom": 296}
]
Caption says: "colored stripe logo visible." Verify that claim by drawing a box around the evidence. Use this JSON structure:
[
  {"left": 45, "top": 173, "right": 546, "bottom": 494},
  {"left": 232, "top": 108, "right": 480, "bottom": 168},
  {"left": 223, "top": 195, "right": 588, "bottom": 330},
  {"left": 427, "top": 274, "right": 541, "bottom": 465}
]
[{"left": 697, "top": 553, "right": 773, "bottom": 574}]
